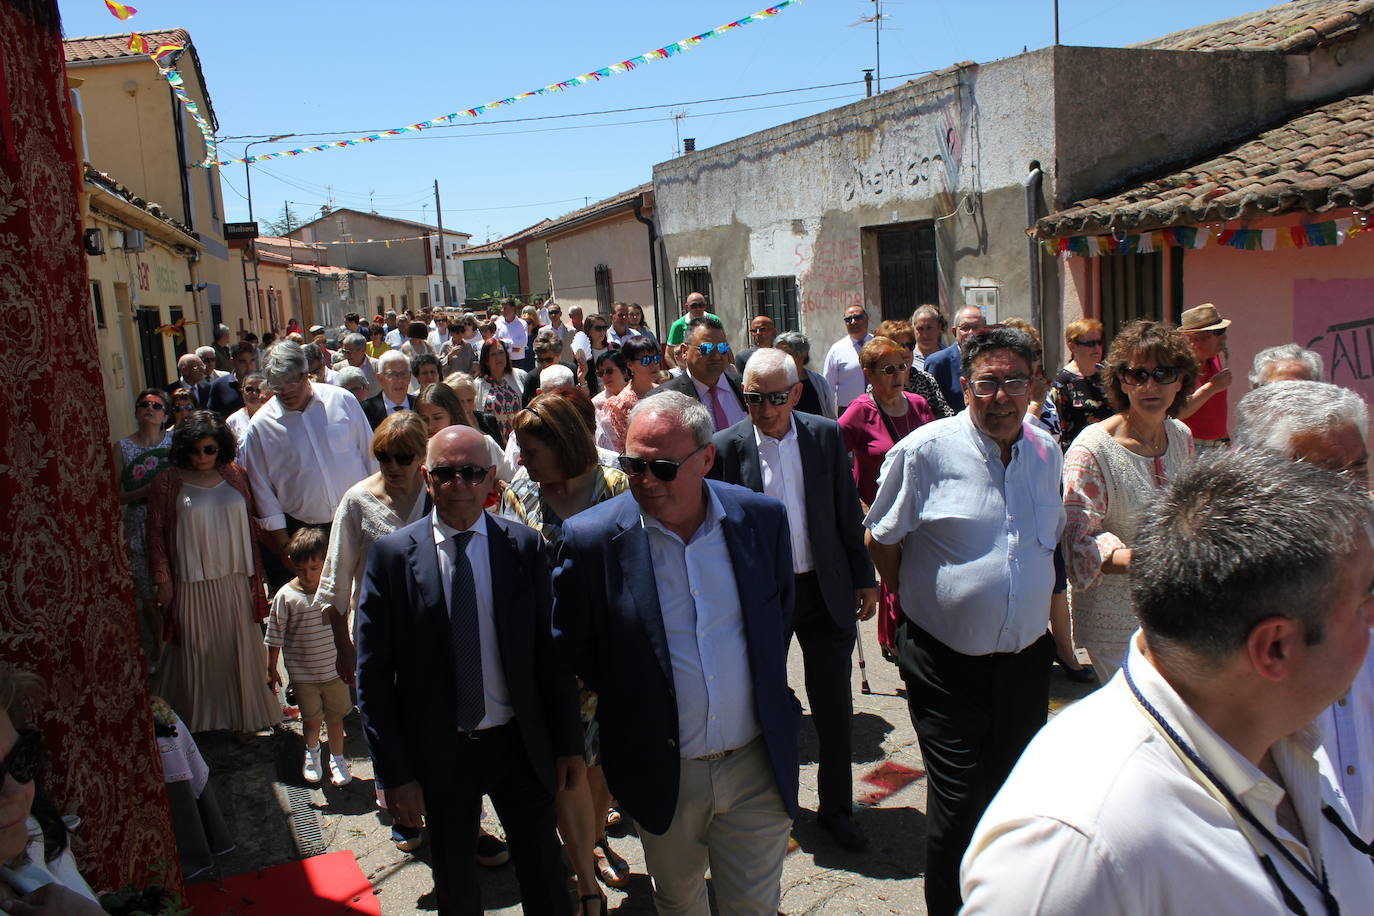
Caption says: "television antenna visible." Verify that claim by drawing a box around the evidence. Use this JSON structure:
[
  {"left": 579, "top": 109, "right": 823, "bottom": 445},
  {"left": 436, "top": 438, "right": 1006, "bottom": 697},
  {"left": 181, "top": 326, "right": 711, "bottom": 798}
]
[{"left": 850, "top": 0, "right": 896, "bottom": 93}]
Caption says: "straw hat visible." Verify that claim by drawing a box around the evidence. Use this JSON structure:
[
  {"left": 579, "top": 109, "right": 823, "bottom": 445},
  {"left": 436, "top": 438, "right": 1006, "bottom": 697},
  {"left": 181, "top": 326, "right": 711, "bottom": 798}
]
[{"left": 1179, "top": 303, "right": 1231, "bottom": 332}]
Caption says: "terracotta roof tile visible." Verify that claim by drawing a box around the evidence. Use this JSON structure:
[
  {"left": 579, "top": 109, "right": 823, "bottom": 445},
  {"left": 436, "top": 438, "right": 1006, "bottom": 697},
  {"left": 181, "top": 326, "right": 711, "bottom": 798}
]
[
  {"left": 1135, "top": 0, "right": 1374, "bottom": 53},
  {"left": 1035, "top": 86, "right": 1374, "bottom": 237},
  {"left": 64, "top": 28, "right": 191, "bottom": 62}
]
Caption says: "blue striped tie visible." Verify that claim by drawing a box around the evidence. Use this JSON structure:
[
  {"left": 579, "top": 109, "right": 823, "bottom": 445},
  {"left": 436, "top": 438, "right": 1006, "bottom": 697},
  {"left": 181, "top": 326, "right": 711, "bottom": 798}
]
[{"left": 449, "top": 530, "right": 486, "bottom": 731}]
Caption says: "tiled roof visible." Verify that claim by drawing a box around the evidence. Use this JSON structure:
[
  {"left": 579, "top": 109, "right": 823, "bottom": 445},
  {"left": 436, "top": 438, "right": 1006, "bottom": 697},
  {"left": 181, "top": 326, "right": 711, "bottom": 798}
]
[
  {"left": 460, "top": 219, "right": 554, "bottom": 254},
  {"left": 84, "top": 163, "right": 196, "bottom": 238},
  {"left": 1035, "top": 86, "right": 1374, "bottom": 237},
  {"left": 291, "top": 208, "right": 471, "bottom": 238},
  {"left": 1135, "top": 0, "right": 1374, "bottom": 53},
  {"left": 533, "top": 183, "right": 654, "bottom": 238},
  {"left": 64, "top": 29, "right": 219, "bottom": 132}
]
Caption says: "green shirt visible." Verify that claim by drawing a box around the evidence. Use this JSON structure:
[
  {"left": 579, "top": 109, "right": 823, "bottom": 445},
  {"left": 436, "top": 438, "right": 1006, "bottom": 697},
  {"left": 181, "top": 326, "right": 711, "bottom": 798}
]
[{"left": 666, "top": 311, "right": 721, "bottom": 346}]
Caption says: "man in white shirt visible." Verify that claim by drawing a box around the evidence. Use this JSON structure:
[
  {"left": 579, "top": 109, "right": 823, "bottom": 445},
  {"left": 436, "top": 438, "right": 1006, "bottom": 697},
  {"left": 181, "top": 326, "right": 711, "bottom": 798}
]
[
  {"left": 711, "top": 348, "right": 878, "bottom": 852},
  {"left": 240, "top": 341, "right": 376, "bottom": 587},
  {"left": 961, "top": 450, "right": 1374, "bottom": 914},
  {"left": 560, "top": 304, "right": 592, "bottom": 372},
  {"left": 865, "top": 326, "right": 1062, "bottom": 915},
  {"left": 606, "top": 301, "right": 642, "bottom": 348},
  {"left": 647, "top": 316, "right": 747, "bottom": 433},
  {"left": 494, "top": 298, "right": 529, "bottom": 371},
  {"left": 385, "top": 311, "right": 407, "bottom": 349},
  {"left": 1235, "top": 379, "right": 1373, "bottom": 839},
  {"left": 821, "top": 305, "right": 874, "bottom": 413}
]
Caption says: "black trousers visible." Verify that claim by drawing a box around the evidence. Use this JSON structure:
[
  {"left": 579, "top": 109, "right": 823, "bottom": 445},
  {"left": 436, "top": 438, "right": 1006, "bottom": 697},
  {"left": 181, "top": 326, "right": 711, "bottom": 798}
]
[
  {"left": 263, "top": 515, "right": 333, "bottom": 594},
  {"left": 788, "top": 571, "right": 857, "bottom": 818},
  {"left": 424, "top": 721, "right": 569, "bottom": 916},
  {"left": 896, "top": 618, "right": 1053, "bottom": 916}
]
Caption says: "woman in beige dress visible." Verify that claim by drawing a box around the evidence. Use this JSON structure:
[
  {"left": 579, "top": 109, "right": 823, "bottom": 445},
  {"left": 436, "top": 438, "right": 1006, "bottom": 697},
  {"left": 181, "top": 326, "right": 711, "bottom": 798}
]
[{"left": 148, "top": 411, "right": 278, "bottom": 738}]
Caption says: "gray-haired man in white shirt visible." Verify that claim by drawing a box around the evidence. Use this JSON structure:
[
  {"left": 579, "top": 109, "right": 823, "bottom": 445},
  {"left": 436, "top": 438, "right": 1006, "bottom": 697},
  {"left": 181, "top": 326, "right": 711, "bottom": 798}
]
[{"left": 962, "top": 450, "right": 1374, "bottom": 914}]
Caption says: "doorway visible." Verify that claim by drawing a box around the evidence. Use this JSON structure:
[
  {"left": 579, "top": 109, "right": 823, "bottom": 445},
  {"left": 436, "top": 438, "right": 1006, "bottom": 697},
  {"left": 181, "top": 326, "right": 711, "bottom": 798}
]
[{"left": 873, "top": 223, "right": 939, "bottom": 322}]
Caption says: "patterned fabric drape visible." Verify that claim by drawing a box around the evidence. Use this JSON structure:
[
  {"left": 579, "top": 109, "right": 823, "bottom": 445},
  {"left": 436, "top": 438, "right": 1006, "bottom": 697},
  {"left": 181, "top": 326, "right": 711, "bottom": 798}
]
[{"left": 0, "top": 0, "right": 178, "bottom": 893}]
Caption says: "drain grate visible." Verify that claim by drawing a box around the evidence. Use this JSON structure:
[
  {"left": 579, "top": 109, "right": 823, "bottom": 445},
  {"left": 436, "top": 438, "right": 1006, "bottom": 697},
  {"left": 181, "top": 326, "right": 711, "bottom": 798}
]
[{"left": 284, "top": 782, "right": 327, "bottom": 857}]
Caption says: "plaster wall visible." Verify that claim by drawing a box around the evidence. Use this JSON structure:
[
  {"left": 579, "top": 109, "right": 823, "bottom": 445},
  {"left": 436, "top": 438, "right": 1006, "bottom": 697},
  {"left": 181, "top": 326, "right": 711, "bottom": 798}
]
[
  {"left": 653, "top": 51, "right": 1058, "bottom": 348},
  {"left": 545, "top": 214, "right": 655, "bottom": 318}
]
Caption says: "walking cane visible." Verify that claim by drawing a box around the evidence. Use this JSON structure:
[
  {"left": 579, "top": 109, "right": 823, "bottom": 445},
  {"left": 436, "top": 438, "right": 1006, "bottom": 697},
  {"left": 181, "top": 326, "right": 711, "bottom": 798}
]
[{"left": 855, "top": 626, "right": 873, "bottom": 695}]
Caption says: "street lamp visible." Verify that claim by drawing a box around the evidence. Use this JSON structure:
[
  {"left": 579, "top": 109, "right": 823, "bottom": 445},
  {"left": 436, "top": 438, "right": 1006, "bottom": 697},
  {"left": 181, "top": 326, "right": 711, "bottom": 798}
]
[{"left": 244, "top": 134, "right": 291, "bottom": 224}]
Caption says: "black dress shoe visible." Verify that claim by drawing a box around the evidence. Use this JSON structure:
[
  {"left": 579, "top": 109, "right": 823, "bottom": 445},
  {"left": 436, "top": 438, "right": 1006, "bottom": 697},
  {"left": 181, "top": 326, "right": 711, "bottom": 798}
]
[{"left": 817, "top": 811, "right": 868, "bottom": 851}]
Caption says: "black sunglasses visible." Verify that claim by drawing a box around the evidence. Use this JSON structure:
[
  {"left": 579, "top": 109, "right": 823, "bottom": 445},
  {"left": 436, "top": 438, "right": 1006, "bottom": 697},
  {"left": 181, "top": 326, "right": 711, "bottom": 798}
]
[
  {"left": 428, "top": 464, "right": 491, "bottom": 485},
  {"left": 189, "top": 443, "right": 218, "bottom": 456},
  {"left": 1209, "top": 328, "right": 1227, "bottom": 337},
  {"left": 742, "top": 390, "right": 791, "bottom": 407},
  {"left": 843, "top": 314, "right": 866, "bottom": 324},
  {"left": 618, "top": 444, "right": 706, "bottom": 482},
  {"left": 2, "top": 729, "right": 43, "bottom": 785},
  {"left": 1118, "top": 366, "right": 1181, "bottom": 386},
  {"left": 375, "top": 451, "right": 416, "bottom": 466},
  {"left": 242, "top": 386, "right": 263, "bottom": 395},
  {"left": 1074, "top": 338, "right": 1103, "bottom": 348},
  {"left": 136, "top": 400, "right": 166, "bottom": 412},
  {"left": 171, "top": 404, "right": 194, "bottom": 412}
]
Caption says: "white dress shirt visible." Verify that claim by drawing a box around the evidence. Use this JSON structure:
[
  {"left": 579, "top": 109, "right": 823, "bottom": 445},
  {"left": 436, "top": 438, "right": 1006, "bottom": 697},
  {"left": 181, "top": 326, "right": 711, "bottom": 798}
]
[
  {"left": 821, "top": 332, "right": 872, "bottom": 408},
  {"left": 432, "top": 511, "right": 513, "bottom": 731},
  {"left": 961, "top": 633, "right": 1374, "bottom": 914},
  {"left": 385, "top": 326, "right": 404, "bottom": 349},
  {"left": 607, "top": 325, "right": 642, "bottom": 347},
  {"left": 382, "top": 393, "right": 412, "bottom": 413},
  {"left": 1319, "top": 644, "right": 1374, "bottom": 839},
  {"left": 240, "top": 382, "right": 377, "bottom": 530},
  {"left": 689, "top": 375, "right": 747, "bottom": 430},
  {"left": 495, "top": 315, "right": 528, "bottom": 360},
  {"left": 643, "top": 488, "right": 761, "bottom": 759},
  {"left": 225, "top": 407, "right": 252, "bottom": 445},
  {"left": 753, "top": 418, "right": 812, "bottom": 574},
  {"left": 865, "top": 412, "right": 1064, "bottom": 656}
]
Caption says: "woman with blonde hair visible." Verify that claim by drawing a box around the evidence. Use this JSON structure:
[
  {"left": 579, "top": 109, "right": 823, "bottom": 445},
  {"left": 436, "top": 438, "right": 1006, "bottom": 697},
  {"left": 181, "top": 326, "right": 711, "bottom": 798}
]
[{"left": 1051, "top": 317, "right": 1111, "bottom": 450}]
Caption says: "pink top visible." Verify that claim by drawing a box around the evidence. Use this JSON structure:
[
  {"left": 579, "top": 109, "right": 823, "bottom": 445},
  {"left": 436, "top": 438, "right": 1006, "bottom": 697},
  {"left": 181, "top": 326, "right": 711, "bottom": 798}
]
[
  {"left": 603, "top": 386, "right": 644, "bottom": 454},
  {"left": 839, "top": 392, "right": 934, "bottom": 505}
]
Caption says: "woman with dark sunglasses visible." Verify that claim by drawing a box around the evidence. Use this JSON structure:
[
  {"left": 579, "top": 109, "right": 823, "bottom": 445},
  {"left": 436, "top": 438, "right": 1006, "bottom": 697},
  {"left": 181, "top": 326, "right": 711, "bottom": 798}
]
[
  {"left": 112, "top": 388, "right": 175, "bottom": 669},
  {"left": 0, "top": 666, "right": 104, "bottom": 914},
  {"left": 147, "top": 412, "right": 278, "bottom": 742},
  {"left": 1052, "top": 317, "right": 1112, "bottom": 452},
  {"left": 1063, "top": 320, "right": 1197, "bottom": 680},
  {"left": 601, "top": 337, "right": 663, "bottom": 453}
]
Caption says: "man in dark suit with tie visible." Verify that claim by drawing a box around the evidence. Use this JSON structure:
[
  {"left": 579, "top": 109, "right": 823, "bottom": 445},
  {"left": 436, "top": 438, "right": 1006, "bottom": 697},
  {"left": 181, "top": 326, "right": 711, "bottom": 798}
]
[
  {"left": 356, "top": 425, "right": 583, "bottom": 915},
  {"left": 922, "top": 305, "right": 986, "bottom": 413},
  {"left": 647, "top": 315, "right": 747, "bottom": 433},
  {"left": 166, "top": 352, "right": 211, "bottom": 407},
  {"left": 361, "top": 350, "right": 416, "bottom": 429},
  {"left": 711, "top": 348, "right": 877, "bottom": 851},
  {"left": 206, "top": 341, "right": 257, "bottom": 416},
  {"left": 553, "top": 391, "right": 801, "bottom": 915}
]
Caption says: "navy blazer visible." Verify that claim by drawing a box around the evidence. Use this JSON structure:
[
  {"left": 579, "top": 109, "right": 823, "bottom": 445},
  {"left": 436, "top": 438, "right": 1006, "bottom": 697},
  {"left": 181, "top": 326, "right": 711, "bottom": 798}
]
[
  {"left": 206, "top": 374, "right": 244, "bottom": 416},
  {"left": 551, "top": 482, "right": 801, "bottom": 835},
  {"left": 710, "top": 412, "right": 875, "bottom": 630},
  {"left": 923, "top": 341, "right": 965, "bottom": 413},
  {"left": 648, "top": 370, "right": 747, "bottom": 414},
  {"left": 356, "top": 513, "right": 582, "bottom": 796}
]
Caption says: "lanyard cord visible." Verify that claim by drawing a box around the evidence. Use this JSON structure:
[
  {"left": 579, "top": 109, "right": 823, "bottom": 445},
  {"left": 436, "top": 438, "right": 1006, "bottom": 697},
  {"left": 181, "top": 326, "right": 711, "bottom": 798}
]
[
  {"left": 1122, "top": 653, "right": 1340, "bottom": 916},
  {"left": 1322, "top": 806, "right": 1374, "bottom": 860}
]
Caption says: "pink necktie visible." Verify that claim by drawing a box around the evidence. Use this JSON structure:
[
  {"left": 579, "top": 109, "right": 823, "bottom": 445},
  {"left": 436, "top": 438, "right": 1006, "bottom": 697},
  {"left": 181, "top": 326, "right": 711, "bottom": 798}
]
[{"left": 709, "top": 384, "right": 729, "bottom": 431}]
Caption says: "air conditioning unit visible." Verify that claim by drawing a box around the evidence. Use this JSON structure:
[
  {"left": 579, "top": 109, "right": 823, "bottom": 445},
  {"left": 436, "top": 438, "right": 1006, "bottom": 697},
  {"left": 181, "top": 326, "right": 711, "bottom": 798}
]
[
  {"left": 122, "top": 229, "right": 146, "bottom": 252},
  {"left": 83, "top": 228, "right": 105, "bottom": 256}
]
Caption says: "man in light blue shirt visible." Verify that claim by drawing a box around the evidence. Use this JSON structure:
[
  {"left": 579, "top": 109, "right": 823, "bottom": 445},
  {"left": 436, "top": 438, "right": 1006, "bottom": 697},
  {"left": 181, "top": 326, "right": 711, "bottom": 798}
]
[
  {"left": 553, "top": 391, "right": 801, "bottom": 916},
  {"left": 865, "top": 325, "right": 1063, "bottom": 916}
]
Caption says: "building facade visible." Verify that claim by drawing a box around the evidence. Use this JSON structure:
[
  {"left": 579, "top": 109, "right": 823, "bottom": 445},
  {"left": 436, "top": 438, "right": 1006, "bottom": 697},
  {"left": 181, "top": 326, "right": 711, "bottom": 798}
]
[{"left": 537, "top": 184, "right": 660, "bottom": 325}]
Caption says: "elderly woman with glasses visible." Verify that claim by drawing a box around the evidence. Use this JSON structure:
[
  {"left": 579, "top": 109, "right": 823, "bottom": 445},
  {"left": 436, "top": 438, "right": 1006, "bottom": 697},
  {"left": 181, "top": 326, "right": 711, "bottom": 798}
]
[
  {"left": 498, "top": 395, "right": 631, "bottom": 909},
  {"left": 1051, "top": 318, "right": 1112, "bottom": 451},
  {"left": 875, "top": 320, "right": 955, "bottom": 419},
  {"left": 147, "top": 411, "right": 279, "bottom": 739},
  {"left": 601, "top": 337, "right": 663, "bottom": 453},
  {"left": 840, "top": 336, "right": 936, "bottom": 657},
  {"left": 590, "top": 351, "right": 630, "bottom": 449},
  {"left": 1062, "top": 320, "right": 1197, "bottom": 680},
  {"left": 112, "top": 388, "right": 175, "bottom": 667}
]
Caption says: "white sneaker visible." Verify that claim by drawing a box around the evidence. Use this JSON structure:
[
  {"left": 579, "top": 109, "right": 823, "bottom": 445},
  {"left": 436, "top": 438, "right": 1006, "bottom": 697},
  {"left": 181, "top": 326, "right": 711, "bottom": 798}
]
[
  {"left": 329, "top": 754, "right": 353, "bottom": 786},
  {"left": 302, "top": 745, "right": 323, "bottom": 784}
]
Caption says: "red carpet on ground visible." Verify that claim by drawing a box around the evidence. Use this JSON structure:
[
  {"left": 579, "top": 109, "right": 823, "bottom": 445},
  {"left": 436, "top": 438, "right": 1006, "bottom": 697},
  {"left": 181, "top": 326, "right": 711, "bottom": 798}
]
[{"left": 185, "top": 852, "right": 381, "bottom": 915}]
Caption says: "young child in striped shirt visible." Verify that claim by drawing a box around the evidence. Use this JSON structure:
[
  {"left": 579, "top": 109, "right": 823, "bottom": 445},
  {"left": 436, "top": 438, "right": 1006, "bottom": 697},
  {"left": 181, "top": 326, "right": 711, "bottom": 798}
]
[{"left": 266, "top": 527, "right": 353, "bottom": 786}]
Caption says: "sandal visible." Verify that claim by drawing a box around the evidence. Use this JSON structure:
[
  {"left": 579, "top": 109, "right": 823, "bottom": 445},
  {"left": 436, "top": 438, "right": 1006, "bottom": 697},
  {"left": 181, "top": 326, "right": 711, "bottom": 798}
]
[
  {"left": 594, "top": 838, "right": 631, "bottom": 889},
  {"left": 579, "top": 890, "right": 607, "bottom": 916}
]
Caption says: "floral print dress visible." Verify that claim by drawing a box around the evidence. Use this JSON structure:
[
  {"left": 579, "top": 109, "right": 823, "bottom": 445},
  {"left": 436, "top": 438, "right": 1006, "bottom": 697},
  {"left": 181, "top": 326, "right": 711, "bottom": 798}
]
[{"left": 119, "top": 432, "right": 172, "bottom": 600}]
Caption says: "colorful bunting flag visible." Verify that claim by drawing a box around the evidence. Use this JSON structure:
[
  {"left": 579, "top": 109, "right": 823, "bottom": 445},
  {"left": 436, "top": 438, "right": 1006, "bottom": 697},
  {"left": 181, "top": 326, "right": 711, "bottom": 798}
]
[
  {"left": 127, "top": 33, "right": 147, "bottom": 54},
  {"left": 208, "top": 0, "right": 801, "bottom": 168},
  {"left": 1045, "top": 214, "right": 1371, "bottom": 259},
  {"left": 105, "top": 1, "right": 137, "bottom": 20}
]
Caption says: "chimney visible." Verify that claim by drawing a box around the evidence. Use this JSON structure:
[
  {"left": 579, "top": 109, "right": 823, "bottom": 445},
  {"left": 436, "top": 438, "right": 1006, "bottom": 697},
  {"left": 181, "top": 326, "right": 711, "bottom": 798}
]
[
  {"left": 863, "top": 69, "right": 874, "bottom": 98},
  {"left": 683, "top": 138, "right": 696, "bottom": 153}
]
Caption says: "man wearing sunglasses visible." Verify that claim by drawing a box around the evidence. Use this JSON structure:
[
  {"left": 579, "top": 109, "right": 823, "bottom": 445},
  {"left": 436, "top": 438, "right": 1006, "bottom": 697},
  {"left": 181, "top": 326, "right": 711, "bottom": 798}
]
[
  {"left": 865, "top": 326, "right": 1064, "bottom": 915},
  {"left": 710, "top": 348, "right": 877, "bottom": 851},
  {"left": 663, "top": 291, "right": 718, "bottom": 370},
  {"left": 356, "top": 425, "right": 583, "bottom": 915},
  {"left": 649, "top": 316, "right": 747, "bottom": 432},
  {"left": 552, "top": 391, "right": 801, "bottom": 915},
  {"left": 821, "top": 305, "right": 874, "bottom": 415},
  {"left": 1176, "top": 303, "right": 1235, "bottom": 449}
]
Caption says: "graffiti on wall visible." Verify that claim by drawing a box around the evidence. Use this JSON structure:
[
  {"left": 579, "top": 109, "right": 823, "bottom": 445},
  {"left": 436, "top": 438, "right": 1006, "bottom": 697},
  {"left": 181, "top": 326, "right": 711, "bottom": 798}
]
[
  {"left": 796, "top": 239, "right": 863, "bottom": 314},
  {"left": 841, "top": 154, "right": 947, "bottom": 202},
  {"left": 1293, "top": 278, "right": 1374, "bottom": 401}
]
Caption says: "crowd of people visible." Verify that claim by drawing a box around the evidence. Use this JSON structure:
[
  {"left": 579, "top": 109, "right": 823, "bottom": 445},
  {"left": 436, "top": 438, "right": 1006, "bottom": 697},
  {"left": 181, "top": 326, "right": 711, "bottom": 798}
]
[{"left": 4, "top": 289, "right": 1368, "bottom": 916}]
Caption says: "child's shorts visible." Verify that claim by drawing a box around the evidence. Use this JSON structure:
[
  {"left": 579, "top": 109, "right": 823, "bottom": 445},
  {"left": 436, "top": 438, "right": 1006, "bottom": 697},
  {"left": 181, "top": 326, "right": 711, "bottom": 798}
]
[{"left": 294, "top": 677, "right": 351, "bottom": 722}]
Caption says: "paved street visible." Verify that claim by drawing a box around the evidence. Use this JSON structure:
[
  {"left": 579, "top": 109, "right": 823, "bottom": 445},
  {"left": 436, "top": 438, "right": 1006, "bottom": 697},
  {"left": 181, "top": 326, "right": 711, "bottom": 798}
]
[{"left": 194, "top": 618, "right": 1096, "bottom": 914}]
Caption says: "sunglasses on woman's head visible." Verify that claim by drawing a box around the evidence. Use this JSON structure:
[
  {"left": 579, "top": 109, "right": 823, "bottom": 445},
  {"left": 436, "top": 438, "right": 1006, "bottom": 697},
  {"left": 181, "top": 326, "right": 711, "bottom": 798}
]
[
  {"left": 374, "top": 451, "right": 415, "bottom": 466},
  {"left": 428, "top": 464, "right": 490, "bottom": 485},
  {"left": 0, "top": 729, "right": 42, "bottom": 784}
]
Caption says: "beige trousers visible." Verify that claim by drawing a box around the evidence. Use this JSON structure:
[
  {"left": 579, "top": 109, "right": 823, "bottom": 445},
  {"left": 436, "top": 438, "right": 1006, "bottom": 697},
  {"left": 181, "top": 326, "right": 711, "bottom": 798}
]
[{"left": 637, "top": 737, "right": 793, "bottom": 916}]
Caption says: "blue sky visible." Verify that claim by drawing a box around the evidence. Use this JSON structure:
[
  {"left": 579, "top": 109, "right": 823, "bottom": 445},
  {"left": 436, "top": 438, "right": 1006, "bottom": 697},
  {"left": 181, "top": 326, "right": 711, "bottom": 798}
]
[{"left": 59, "top": 0, "right": 1267, "bottom": 239}]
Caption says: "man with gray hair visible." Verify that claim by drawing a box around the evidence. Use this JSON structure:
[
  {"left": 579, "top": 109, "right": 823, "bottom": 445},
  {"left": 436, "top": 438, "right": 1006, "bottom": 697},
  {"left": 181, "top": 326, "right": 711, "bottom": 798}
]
[
  {"left": 553, "top": 390, "right": 801, "bottom": 915},
  {"left": 334, "top": 366, "right": 369, "bottom": 402},
  {"left": 338, "top": 332, "right": 381, "bottom": 399},
  {"left": 240, "top": 341, "right": 376, "bottom": 585},
  {"left": 166, "top": 352, "right": 209, "bottom": 407},
  {"left": 961, "top": 450, "right": 1374, "bottom": 913},
  {"left": 361, "top": 350, "right": 415, "bottom": 429},
  {"left": 196, "top": 345, "right": 228, "bottom": 381},
  {"left": 1248, "top": 343, "right": 1326, "bottom": 388},
  {"left": 711, "top": 348, "right": 876, "bottom": 850},
  {"left": 1235, "top": 379, "right": 1371, "bottom": 840}
]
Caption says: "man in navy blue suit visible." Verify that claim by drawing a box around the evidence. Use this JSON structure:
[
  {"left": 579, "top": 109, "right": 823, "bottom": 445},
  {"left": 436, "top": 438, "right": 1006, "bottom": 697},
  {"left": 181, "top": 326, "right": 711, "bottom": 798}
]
[
  {"left": 356, "top": 425, "right": 583, "bottom": 915},
  {"left": 922, "top": 304, "right": 986, "bottom": 413},
  {"left": 553, "top": 391, "right": 801, "bottom": 916}
]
